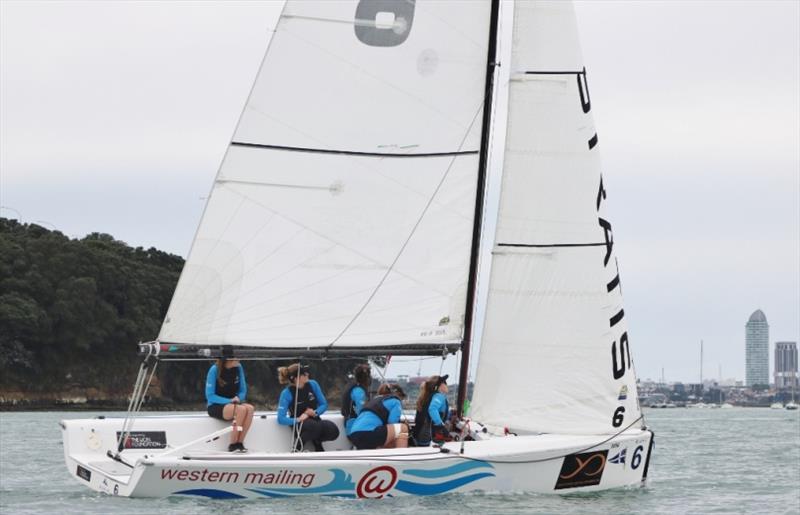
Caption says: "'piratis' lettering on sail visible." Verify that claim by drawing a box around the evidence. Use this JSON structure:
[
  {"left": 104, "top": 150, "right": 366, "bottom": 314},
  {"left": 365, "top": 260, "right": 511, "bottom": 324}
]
[
  {"left": 554, "top": 450, "right": 608, "bottom": 489},
  {"left": 597, "top": 175, "right": 632, "bottom": 428}
]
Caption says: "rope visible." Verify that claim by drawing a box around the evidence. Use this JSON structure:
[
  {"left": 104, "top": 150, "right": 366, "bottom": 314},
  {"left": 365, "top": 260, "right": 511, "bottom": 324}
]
[{"left": 290, "top": 361, "right": 303, "bottom": 453}]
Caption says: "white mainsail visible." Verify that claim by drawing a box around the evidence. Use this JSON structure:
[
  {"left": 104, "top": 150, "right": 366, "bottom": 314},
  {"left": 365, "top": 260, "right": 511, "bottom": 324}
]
[
  {"left": 159, "top": 1, "right": 492, "bottom": 349},
  {"left": 470, "top": 1, "right": 643, "bottom": 435}
]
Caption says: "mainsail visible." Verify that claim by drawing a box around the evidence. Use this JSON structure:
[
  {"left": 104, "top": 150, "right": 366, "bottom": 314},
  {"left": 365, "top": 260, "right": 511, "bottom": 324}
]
[
  {"left": 470, "top": 1, "right": 643, "bottom": 435},
  {"left": 159, "top": 1, "right": 493, "bottom": 350}
]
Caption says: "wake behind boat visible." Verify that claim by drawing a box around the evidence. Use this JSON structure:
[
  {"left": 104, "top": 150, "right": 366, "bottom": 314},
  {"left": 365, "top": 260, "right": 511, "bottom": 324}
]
[{"left": 62, "top": 0, "right": 653, "bottom": 498}]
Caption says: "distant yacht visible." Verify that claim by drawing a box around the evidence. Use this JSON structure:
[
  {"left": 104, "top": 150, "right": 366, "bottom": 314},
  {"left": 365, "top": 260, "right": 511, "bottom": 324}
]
[
  {"left": 770, "top": 402, "right": 784, "bottom": 409},
  {"left": 720, "top": 403, "right": 734, "bottom": 409},
  {"left": 786, "top": 401, "right": 799, "bottom": 411}
]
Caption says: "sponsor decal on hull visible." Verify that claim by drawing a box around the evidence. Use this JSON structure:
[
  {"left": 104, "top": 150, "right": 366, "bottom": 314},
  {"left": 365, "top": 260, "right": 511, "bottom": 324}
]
[
  {"left": 555, "top": 450, "right": 608, "bottom": 490},
  {"left": 609, "top": 448, "right": 626, "bottom": 466},
  {"left": 116, "top": 431, "right": 167, "bottom": 449},
  {"left": 76, "top": 465, "right": 92, "bottom": 482},
  {"left": 167, "top": 460, "right": 495, "bottom": 499}
]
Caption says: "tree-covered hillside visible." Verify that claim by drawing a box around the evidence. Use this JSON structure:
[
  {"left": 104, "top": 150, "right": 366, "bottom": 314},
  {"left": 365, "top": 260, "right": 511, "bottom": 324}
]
[{"left": 0, "top": 218, "right": 359, "bottom": 408}]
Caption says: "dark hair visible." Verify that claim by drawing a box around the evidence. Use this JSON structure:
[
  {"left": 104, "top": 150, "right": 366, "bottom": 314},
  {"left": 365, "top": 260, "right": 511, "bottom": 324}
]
[
  {"left": 416, "top": 375, "right": 446, "bottom": 411},
  {"left": 354, "top": 364, "right": 371, "bottom": 389},
  {"left": 386, "top": 383, "right": 406, "bottom": 399},
  {"left": 214, "top": 358, "right": 240, "bottom": 387}
]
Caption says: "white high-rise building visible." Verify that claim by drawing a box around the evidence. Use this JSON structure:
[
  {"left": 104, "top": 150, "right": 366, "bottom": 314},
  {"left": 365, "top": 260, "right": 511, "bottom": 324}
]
[{"left": 745, "top": 309, "right": 769, "bottom": 387}]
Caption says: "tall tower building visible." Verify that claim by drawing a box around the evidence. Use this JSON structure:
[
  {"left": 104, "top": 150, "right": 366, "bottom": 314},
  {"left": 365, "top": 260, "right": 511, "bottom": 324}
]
[
  {"left": 774, "top": 341, "right": 798, "bottom": 389},
  {"left": 745, "top": 309, "right": 769, "bottom": 386}
]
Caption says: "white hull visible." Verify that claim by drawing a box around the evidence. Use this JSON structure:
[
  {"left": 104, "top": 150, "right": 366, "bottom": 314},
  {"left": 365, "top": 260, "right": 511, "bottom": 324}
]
[{"left": 61, "top": 413, "right": 653, "bottom": 498}]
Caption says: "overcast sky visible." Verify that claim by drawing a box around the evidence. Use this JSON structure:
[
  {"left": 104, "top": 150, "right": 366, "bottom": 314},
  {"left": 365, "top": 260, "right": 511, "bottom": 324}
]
[{"left": 1, "top": 1, "right": 798, "bottom": 384}]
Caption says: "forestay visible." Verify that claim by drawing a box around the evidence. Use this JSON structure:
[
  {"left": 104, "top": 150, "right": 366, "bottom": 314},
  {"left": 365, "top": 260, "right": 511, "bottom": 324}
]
[
  {"left": 159, "top": 1, "right": 492, "bottom": 349},
  {"left": 470, "top": 1, "right": 643, "bottom": 435}
]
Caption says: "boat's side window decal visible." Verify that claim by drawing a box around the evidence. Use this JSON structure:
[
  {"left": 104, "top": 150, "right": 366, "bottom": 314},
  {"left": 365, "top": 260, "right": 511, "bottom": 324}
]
[
  {"left": 577, "top": 67, "right": 591, "bottom": 113},
  {"left": 354, "top": 0, "right": 416, "bottom": 47}
]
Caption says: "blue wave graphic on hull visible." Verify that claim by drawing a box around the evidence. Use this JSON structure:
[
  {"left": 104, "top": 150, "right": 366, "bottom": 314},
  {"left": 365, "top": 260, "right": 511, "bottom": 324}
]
[
  {"left": 395, "top": 472, "right": 495, "bottom": 496},
  {"left": 404, "top": 460, "right": 494, "bottom": 478},
  {"left": 174, "top": 488, "right": 245, "bottom": 499}
]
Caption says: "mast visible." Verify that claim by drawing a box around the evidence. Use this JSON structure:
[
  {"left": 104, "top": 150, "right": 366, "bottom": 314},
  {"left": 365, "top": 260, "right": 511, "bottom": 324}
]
[{"left": 457, "top": 0, "right": 501, "bottom": 418}]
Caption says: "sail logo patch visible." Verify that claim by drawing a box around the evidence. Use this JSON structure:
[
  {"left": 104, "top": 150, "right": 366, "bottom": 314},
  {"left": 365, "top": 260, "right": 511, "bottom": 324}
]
[
  {"left": 618, "top": 385, "right": 628, "bottom": 400},
  {"left": 555, "top": 450, "right": 608, "bottom": 490},
  {"left": 609, "top": 448, "right": 627, "bottom": 465}
]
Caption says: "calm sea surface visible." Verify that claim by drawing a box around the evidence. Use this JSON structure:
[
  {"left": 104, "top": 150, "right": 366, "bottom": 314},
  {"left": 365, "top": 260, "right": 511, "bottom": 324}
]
[{"left": 1, "top": 408, "right": 798, "bottom": 514}]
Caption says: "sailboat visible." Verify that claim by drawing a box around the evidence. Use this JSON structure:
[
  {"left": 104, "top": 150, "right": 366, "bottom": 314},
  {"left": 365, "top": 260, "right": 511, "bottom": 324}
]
[{"left": 61, "top": 0, "right": 653, "bottom": 498}]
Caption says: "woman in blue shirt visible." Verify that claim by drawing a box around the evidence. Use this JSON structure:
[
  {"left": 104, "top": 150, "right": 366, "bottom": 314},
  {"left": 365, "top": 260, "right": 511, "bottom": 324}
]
[
  {"left": 341, "top": 363, "right": 371, "bottom": 440},
  {"left": 349, "top": 384, "right": 408, "bottom": 450},
  {"left": 277, "top": 363, "right": 340, "bottom": 451},
  {"left": 205, "top": 348, "right": 254, "bottom": 452},
  {"left": 412, "top": 374, "right": 450, "bottom": 446}
]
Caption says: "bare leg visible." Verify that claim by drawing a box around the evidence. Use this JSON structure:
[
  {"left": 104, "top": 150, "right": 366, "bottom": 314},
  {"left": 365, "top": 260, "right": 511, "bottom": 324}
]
[
  {"left": 239, "top": 404, "right": 255, "bottom": 442},
  {"left": 395, "top": 423, "right": 409, "bottom": 448},
  {"left": 383, "top": 423, "right": 410, "bottom": 449},
  {"left": 221, "top": 403, "right": 239, "bottom": 445}
]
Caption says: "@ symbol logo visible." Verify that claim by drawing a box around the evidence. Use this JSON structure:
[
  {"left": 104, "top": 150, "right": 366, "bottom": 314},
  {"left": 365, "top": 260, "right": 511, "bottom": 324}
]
[
  {"left": 559, "top": 453, "right": 606, "bottom": 480},
  {"left": 356, "top": 465, "right": 398, "bottom": 499}
]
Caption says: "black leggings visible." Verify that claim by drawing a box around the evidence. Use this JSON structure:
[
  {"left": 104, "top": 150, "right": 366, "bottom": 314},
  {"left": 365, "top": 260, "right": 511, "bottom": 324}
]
[{"left": 293, "top": 418, "right": 340, "bottom": 451}]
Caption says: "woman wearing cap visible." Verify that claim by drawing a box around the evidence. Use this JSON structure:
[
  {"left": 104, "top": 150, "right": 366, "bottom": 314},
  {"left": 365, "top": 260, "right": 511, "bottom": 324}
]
[
  {"left": 412, "top": 375, "right": 450, "bottom": 446},
  {"left": 341, "top": 364, "right": 371, "bottom": 441},
  {"left": 277, "top": 363, "right": 340, "bottom": 451},
  {"left": 205, "top": 351, "right": 255, "bottom": 452},
  {"left": 349, "top": 383, "right": 409, "bottom": 450}
]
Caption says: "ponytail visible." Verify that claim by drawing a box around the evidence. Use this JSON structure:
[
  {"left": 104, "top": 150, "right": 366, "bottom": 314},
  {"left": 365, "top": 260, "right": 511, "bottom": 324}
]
[{"left": 278, "top": 363, "right": 301, "bottom": 385}]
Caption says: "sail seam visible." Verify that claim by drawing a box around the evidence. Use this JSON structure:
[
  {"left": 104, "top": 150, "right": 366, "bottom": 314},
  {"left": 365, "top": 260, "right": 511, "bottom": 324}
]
[
  {"left": 230, "top": 141, "right": 479, "bottom": 158},
  {"left": 497, "top": 242, "right": 606, "bottom": 248},
  {"left": 522, "top": 70, "right": 585, "bottom": 75}
]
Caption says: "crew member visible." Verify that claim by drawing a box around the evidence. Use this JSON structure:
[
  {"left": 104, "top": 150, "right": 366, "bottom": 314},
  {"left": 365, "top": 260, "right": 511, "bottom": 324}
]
[
  {"left": 205, "top": 346, "right": 255, "bottom": 452},
  {"left": 277, "top": 363, "right": 340, "bottom": 452}
]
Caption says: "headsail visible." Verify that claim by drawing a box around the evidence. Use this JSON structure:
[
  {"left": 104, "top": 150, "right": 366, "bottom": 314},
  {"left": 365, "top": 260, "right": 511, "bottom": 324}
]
[
  {"left": 470, "top": 1, "right": 643, "bottom": 435},
  {"left": 159, "top": 1, "right": 493, "bottom": 350}
]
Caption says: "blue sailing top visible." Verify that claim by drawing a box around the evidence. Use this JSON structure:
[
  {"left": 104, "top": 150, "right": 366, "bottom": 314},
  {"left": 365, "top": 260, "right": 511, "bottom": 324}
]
[
  {"left": 205, "top": 364, "right": 247, "bottom": 406},
  {"left": 350, "top": 397, "right": 402, "bottom": 433},
  {"left": 277, "top": 380, "right": 328, "bottom": 425},
  {"left": 345, "top": 385, "right": 368, "bottom": 436},
  {"left": 428, "top": 392, "right": 449, "bottom": 426}
]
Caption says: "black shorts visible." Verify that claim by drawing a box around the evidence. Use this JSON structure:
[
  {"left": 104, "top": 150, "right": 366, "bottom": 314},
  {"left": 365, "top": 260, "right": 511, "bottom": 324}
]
[
  {"left": 207, "top": 403, "right": 228, "bottom": 420},
  {"left": 349, "top": 425, "right": 388, "bottom": 450}
]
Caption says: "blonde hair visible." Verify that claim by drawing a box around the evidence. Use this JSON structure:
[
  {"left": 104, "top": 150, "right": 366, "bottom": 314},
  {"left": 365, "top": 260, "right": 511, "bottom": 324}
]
[{"left": 278, "top": 363, "right": 301, "bottom": 385}]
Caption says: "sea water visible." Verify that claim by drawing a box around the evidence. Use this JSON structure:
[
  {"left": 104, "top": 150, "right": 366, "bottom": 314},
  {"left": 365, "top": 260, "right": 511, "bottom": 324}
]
[{"left": 1, "top": 408, "right": 798, "bottom": 514}]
